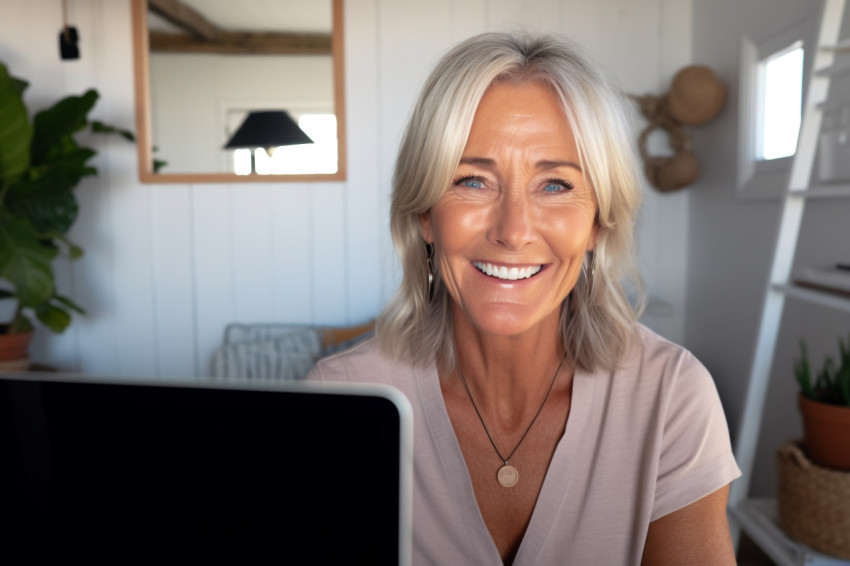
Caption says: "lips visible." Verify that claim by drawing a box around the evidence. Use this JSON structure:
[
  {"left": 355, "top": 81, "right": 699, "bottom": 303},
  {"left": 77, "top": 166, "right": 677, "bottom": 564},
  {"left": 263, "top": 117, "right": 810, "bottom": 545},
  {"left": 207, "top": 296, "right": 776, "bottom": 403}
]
[{"left": 473, "top": 262, "right": 543, "bottom": 281}]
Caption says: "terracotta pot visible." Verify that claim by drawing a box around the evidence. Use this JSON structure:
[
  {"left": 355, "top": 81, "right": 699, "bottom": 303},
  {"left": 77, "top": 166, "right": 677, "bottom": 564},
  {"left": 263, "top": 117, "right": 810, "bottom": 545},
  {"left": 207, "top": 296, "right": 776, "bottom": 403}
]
[
  {"left": 799, "top": 393, "right": 850, "bottom": 471},
  {"left": 0, "top": 325, "right": 34, "bottom": 371}
]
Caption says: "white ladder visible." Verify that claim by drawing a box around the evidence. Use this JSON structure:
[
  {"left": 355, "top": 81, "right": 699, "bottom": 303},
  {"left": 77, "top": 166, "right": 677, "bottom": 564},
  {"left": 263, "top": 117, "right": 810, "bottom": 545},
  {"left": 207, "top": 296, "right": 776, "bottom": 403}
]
[{"left": 728, "top": 0, "right": 850, "bottom": 563}]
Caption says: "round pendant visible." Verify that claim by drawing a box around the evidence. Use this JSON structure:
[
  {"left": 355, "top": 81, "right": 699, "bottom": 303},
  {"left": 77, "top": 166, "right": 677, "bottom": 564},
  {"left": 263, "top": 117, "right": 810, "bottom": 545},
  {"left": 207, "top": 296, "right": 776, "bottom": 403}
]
[{"left": 497, "top": 464, "right": 519, "bottom": 487}]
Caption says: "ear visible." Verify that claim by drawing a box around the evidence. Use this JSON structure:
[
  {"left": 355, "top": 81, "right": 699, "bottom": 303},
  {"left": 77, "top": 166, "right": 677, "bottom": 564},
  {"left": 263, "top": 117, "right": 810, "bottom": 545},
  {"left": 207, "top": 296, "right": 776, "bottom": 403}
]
[{"left": 419, "top": 211, "right": 433, "bottom": 243}]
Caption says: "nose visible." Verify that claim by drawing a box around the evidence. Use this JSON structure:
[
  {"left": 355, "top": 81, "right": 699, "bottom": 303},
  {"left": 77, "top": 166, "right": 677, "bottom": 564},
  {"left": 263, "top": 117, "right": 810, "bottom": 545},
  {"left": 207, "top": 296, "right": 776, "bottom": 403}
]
[{"left": 488, "top": 192, "right": 536, "bottom": 250}]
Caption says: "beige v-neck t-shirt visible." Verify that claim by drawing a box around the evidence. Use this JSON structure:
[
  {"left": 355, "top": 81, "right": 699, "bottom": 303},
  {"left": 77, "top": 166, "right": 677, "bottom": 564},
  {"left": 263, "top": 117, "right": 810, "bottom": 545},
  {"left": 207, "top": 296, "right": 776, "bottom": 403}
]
[{"left": 307, "top": 325, "right": 741, "bottom": 565}]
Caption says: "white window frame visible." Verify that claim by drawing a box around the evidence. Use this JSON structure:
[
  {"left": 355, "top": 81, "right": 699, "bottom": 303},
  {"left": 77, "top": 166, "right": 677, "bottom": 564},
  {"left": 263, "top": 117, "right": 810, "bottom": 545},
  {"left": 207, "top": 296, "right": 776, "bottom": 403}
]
[{"left": 738, "top": 19, "right": 814, "bottom": 200}]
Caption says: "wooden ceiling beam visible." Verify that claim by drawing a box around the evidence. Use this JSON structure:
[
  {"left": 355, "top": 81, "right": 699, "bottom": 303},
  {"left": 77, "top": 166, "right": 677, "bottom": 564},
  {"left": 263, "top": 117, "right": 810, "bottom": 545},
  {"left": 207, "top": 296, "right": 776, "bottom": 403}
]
[
  {"left": 148, "top": 0, "right": 220, "bottom": 41},
  {"left": 149, "top": 31, "right": 332, "bottom": 55}
]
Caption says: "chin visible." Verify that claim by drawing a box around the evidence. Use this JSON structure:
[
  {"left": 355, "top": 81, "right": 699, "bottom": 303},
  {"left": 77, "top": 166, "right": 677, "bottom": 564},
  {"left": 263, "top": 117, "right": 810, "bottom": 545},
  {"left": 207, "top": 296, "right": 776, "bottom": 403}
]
[{"left": 462, "top": 303, "right": 559, "bottom": 338}]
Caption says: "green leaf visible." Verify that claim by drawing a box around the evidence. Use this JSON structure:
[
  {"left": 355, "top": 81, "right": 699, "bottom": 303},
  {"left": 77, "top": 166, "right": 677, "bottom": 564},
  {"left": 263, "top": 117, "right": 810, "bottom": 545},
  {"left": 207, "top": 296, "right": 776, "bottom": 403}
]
[
  {"left": 0, "top": 63, "right": 33, "bottom": 184},
  {"left": 67, "top": 241, "right": 84, "bottom": 260},
  {"left": 53, "top": 293, "right": 85, "bottom": 314},
  {"left": 35, "top": 302, "right": 71, "bottom": 333},
  {"left": 0, "top": 215, "right": 57, "bottom": 307},
  {"left": 31, "top": 233, "right": 83, "bottom": 260},
  {"left": 9, "top": 76, "right": 27, "bottom": 97},
  {"left": 6, "top": 177, "right": 81, "bottom": 237},
  {"left": 91, "top": 120, "right": 135, "bottom": 142},
  {"left": 8, "top": 313, "right": 33, "bottom": 334},
  {"left": 30, "top": 89, "right": 98, "bottom": 165},
  {"left": 839, "top": 334, "right": 850, "bottom": 406},
  {"left": 4, "top": 146, "right": 95, "bottom": 236},
  {"left": 794, "top": 340, "right": 813, "bottom": 398}
]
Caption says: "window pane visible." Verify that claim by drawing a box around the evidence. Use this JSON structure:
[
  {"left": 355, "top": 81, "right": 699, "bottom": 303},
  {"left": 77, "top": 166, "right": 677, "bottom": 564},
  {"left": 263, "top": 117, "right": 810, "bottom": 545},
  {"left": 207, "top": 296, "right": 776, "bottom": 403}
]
[
  {"left": 232, "top": 114, "right": 338, "bottom": 175},
  {"left": 760, "top": 44, "right": 803, "bottom": 160},
  {"left": 234, "top": 149, "right": 253, "bottom": 176}
]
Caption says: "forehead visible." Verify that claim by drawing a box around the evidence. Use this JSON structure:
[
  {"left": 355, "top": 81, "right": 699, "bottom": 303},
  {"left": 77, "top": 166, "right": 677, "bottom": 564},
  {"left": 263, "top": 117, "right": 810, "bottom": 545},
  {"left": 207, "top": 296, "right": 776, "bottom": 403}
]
[
  {"left": 463, "top": 81, "right": 578, "bottom": 156},
  {"left": 474, "top": 80, "right": 566, "bottom": 120}
]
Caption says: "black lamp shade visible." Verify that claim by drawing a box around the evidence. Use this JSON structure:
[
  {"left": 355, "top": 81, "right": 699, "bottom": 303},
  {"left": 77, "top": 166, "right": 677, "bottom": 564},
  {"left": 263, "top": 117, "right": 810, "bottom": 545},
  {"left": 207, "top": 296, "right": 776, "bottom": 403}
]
[{"left": 224, "top": 111, "right": 314, "bottom": 150}]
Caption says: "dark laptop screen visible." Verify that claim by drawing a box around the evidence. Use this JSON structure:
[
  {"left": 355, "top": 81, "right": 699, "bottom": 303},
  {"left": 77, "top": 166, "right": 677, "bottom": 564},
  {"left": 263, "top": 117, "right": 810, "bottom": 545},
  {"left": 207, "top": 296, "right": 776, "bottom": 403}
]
[{"left": 0, "top": 375, "right": 411, "bottom": 565}]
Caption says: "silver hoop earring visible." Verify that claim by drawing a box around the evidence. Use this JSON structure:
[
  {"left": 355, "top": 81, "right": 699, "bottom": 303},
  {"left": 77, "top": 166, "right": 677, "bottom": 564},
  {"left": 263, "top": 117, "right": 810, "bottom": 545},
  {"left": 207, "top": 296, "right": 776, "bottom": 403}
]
[{"left": 425, "top": 242, "right": 435, "bottom": 302}]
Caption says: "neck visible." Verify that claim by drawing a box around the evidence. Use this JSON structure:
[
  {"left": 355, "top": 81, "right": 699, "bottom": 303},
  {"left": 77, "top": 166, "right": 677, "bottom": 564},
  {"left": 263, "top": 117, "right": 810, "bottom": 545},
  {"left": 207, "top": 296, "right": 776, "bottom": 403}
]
[{"left": 447, "top": 305, "right": 570, "bottom": 424}]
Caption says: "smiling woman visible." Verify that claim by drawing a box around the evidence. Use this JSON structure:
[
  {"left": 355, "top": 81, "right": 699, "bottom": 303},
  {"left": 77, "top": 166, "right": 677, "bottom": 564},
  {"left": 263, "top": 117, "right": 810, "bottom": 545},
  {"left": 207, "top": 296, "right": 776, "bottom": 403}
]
[
  {"left": 420, "top": 82, "right": 599, "bottom": 341},
  {"left": 130, "top": 0, "right": 346, "bottom": 183},
  {"left": 306, "top": 32, "right": 741, "bottom": 566}
]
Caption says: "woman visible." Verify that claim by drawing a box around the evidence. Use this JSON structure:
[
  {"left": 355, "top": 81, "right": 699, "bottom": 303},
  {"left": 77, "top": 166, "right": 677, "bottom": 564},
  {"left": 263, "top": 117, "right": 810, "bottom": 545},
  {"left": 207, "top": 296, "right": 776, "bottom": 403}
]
[{"left": 308, "top": 32, "right": 740, "bottom": 565}]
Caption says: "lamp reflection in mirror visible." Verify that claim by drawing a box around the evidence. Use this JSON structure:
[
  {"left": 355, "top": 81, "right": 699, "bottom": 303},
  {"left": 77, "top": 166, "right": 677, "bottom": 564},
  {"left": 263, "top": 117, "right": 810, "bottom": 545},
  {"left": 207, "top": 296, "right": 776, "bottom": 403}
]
[{"left": 223, "top": 110, "right": 313, "bottom": 174}]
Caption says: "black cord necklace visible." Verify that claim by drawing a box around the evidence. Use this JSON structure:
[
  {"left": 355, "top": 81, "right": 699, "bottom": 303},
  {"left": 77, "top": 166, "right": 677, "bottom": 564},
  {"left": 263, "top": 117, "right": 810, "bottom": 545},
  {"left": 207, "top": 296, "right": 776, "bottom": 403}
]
[{"left": 456, "top": 358, "right": 564, "bottom": 487}]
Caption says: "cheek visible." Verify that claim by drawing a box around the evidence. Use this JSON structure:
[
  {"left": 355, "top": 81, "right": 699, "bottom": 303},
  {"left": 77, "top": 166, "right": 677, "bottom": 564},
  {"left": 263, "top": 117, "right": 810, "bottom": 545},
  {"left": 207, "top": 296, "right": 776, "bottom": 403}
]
[
  {"left": 430, "top": 203, "right": 490, "bottom": 249},
  {"left": 542, "top": 209, "right": 596, "bottom": 253}
]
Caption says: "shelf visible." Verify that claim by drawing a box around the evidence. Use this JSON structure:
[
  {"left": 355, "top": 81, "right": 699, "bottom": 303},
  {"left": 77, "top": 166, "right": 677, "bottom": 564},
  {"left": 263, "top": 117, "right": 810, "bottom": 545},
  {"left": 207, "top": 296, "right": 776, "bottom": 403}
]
[
  {"left": 821, "top": 38, "right": 850, "bottom": 52},
  {"left": 730, "top": 498, "right": 850, "bottom": 566},
  {"left": 788, "top": 184, "right": 850, "bottom": 198},
  {"left": 815, "top": 57, "right": 850, "bottom": 77},
  {"left": 772, "top": 284, "right": 850, "bottom": 313}
]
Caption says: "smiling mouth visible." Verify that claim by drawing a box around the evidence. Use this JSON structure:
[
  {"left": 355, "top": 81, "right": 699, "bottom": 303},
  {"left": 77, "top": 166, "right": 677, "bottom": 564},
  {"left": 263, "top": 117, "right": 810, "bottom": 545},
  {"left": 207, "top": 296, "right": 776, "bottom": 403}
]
[{"left": 473, "top": 262, "right": 543, "bottom": 281}]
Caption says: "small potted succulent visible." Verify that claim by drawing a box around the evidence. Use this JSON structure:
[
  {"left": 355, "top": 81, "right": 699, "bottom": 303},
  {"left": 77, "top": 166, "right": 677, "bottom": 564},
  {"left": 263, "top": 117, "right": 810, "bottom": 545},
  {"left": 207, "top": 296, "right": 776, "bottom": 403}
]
[
  {"left": 794, "top": 332, "right": 850, "bottom": 471},
  {"left": 0, "top": 61, "right": 133, "bottom": 369}
]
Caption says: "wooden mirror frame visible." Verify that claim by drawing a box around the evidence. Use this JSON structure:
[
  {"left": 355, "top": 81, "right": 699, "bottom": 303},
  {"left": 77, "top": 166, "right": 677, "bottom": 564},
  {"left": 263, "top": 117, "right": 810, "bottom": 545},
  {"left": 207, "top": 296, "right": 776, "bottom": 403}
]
[{"left": 130, "top": 0, "right": 346, "bottom": 183}]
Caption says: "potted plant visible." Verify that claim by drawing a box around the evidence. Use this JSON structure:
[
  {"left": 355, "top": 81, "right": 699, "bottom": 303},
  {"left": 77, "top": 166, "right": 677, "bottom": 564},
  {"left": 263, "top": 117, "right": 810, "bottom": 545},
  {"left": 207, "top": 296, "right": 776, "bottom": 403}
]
[
  {"left": 0, "top": 61, "right": 133, "bottom": 370},
  {"left": 793, "top": 332, "right": 850, "bottom": 471}
]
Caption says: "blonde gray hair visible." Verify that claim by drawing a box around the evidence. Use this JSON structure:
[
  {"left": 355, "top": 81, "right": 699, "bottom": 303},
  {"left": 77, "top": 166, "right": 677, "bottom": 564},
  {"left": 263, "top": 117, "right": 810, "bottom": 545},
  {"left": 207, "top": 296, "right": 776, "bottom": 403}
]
[{"left": 376, "top": 32, "right": 644, "bottom": 372}]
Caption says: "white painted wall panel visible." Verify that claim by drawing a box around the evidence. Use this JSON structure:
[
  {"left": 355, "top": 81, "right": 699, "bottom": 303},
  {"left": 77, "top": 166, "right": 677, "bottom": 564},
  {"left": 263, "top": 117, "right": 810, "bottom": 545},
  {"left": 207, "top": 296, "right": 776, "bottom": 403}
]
[
  {"left": 271, "top": 186, "right": 314, "bottom": 324},
  {"left": 71, "top": 174, "right": 121, "bottom": 376},
  {"left": 343, "top": 0, "right": 383, "bottom": 324},
  {"left": 231, "top": 183, "right": 276, "bottom": 322},
  {"left": 310, "top": 183, "right": 347, "bottom": 324},
  {"left": 487, "top": 0, "right": 562, "bottom": 32},
  {"left": 450, "top": 0, "right": 488, "bottom": 42},
  {"left": 98, "top": 0, "right": 159, "bottom": 379},
  {"left": 191, "top": 184, "right": 235, "bottom": 376},
  {"left": 151, "top": 185, "right": 196, "bottom": 378}
]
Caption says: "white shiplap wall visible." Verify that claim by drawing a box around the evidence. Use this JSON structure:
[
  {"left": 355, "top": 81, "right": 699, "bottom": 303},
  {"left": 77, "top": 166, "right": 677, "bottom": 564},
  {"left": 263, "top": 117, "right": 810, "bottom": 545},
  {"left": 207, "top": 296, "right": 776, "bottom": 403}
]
[{"left": 0, "top": 0, "right": 692, "bottom": 379}]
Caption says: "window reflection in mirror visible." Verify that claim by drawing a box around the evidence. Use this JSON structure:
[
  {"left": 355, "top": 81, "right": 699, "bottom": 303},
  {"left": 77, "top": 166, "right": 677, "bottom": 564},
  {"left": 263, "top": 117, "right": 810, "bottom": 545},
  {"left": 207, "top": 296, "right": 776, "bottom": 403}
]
[{"left": 131, "top": 0, "right": 346, "bottom": 183}]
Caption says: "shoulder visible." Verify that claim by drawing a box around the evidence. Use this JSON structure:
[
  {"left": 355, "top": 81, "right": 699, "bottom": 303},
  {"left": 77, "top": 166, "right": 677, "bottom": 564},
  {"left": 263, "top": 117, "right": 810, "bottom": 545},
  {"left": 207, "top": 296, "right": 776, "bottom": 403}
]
[
  {"left": 618, "top": 324, "right": 712, "bottom": 392},
  {"left": 632, "top": 324, "right": 705, "bottom": 370},
  {"left": 306, "top": 336, "right": 414, "bottom": 387},
  {"left": 628, "top": 329, "right": 741, "bottom": 514},
  {"left": 600, "top": 324, "right": 724, "bottom": 441}
]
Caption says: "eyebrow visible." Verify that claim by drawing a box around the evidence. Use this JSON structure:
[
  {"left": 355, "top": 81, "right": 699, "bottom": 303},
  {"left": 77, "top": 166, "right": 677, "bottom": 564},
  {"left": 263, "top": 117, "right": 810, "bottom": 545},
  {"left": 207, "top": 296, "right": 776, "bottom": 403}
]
[{"left": 459, "top": 156, "right": 583, "bottom": 172}]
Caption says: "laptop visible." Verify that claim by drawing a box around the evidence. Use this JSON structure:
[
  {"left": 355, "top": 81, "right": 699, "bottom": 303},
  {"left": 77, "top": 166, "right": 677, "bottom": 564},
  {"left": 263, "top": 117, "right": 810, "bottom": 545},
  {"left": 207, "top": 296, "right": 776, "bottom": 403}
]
[{"left": 0, "top": 372, "right": 413, "bottom": 565}]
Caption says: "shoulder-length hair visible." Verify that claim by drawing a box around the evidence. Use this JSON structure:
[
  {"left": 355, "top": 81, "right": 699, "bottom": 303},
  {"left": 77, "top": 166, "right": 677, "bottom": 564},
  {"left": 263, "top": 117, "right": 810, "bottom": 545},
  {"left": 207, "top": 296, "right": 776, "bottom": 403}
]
[{"left": 376, "top": 32, "right": 645, "bottom": 372}]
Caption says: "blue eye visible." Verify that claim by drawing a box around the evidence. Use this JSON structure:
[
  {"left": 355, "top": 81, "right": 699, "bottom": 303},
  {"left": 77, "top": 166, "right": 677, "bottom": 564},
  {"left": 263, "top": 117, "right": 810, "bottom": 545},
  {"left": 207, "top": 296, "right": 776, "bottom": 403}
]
[
  {"left": 543, "top": 179, "right": 574, "bottom": 192},
  {"left": 453, "top": 176, "right": 485, "bottom": 189}
]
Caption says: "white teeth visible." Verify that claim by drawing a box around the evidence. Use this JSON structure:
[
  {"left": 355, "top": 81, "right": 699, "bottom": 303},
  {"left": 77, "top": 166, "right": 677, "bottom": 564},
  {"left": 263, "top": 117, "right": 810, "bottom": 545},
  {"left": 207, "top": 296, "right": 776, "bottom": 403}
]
[{"left": 473, "top": 262, "right": 542, "bottom": 280}]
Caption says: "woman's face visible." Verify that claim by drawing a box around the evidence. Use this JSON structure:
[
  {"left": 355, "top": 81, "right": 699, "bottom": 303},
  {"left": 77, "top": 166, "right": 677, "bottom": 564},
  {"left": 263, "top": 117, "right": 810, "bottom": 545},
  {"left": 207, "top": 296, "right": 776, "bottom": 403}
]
[{"left": 420, "top": 81, "right": 598, "bottom": 339}]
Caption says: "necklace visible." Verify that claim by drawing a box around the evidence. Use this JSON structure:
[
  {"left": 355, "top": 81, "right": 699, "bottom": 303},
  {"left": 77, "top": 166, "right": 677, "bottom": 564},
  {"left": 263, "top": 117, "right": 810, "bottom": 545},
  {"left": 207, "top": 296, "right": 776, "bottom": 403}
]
[{"left": 456, "top": 358, "right": 564, "bottom": 488}]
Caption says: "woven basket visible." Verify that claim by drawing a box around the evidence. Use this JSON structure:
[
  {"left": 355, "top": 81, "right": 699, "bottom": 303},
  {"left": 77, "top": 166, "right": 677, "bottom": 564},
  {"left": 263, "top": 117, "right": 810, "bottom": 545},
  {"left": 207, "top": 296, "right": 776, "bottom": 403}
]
[{"left": 776, "top": 440, "right": 850, "bottom": 559}]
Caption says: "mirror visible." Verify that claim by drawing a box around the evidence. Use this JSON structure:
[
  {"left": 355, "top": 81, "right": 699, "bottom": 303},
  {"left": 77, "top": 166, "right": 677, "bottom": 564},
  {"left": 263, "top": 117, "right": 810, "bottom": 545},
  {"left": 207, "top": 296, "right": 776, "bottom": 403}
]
[{"left": 131, "top": 0, "right": 346, "bottom": 183}]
